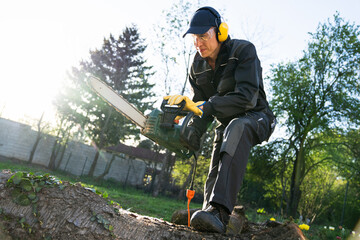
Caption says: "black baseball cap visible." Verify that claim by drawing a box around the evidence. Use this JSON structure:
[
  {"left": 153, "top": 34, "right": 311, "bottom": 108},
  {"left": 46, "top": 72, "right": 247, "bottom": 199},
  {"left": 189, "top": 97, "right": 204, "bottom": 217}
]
[{"left": 183, "top": 9, "right": 217, "bottom": 38}]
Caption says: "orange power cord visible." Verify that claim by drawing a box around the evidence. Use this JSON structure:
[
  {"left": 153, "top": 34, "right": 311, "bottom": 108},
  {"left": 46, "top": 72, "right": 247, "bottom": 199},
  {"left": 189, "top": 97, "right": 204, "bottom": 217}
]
[
  {"left": 186, "top": 189, "right": 195, "bottom": 227},
  {"left": 186, "top": 153, "right": 198, "bottom": 227}
]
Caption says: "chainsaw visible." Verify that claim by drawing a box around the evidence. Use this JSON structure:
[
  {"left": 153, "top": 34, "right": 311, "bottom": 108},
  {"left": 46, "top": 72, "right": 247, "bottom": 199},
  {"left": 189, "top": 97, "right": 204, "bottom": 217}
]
[{"left": 88, "top": 76, "right": 200, "bottom": 159}]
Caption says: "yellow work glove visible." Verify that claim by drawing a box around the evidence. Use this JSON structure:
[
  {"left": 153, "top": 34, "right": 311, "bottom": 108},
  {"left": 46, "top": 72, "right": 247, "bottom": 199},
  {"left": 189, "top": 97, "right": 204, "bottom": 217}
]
[{"left": 163, "top": 95, "right": 205, "bottom": 117}]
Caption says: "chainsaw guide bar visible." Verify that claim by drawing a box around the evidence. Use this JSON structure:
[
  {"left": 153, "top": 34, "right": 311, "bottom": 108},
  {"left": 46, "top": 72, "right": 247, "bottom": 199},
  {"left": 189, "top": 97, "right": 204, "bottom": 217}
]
[{"left": 88, "top": 76, "right": 147, "bottom": 129}]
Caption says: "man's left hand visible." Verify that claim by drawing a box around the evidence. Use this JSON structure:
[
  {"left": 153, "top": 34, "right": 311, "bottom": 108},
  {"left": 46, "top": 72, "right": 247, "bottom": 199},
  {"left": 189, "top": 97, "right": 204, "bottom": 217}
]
[{"left": 164, "top": 95, "right": 205, "bottom": 117}]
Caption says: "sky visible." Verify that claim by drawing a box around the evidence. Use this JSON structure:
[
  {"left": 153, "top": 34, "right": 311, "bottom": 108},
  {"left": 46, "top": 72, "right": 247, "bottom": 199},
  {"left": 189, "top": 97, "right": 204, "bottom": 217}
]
[{"left": 0, "top": 0, "right": 359, "bottom": 126}]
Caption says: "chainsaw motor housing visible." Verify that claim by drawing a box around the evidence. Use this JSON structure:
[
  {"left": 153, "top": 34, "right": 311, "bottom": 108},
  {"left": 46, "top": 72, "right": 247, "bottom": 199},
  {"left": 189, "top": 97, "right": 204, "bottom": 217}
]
[{"left": 141, "top": 100, "right": 200, "bottom": 159}]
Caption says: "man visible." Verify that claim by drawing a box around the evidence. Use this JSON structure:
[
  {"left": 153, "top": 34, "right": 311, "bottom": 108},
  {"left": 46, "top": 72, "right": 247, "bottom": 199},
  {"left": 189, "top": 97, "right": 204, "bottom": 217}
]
[{"left": 165, "top": 7, "right": 276, "bottom": 233}]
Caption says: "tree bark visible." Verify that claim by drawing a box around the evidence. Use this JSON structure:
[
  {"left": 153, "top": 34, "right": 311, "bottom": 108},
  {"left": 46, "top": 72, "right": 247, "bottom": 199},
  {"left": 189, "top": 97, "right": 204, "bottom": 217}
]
[
  {"left": 287, "top": 143, "right": 306, "bottom": 218},
  {"left": 0, "top": 170, "right": 306, "bottom": 240}
]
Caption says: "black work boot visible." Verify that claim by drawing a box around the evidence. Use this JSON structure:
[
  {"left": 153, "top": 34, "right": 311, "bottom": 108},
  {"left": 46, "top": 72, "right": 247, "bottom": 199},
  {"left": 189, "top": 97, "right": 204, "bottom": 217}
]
[
  {"left": 171, "top": 208, "right": 200, "bottom": 226},
  {"left": 190, "top": 203, "right": 230, "bottom": 233}
]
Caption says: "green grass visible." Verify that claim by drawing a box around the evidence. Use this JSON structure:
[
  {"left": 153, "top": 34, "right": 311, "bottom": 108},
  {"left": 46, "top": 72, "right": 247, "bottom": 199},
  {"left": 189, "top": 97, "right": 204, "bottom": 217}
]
[
  {"left": 82, "top": 178, "right": 202, "bottom": 220},
  {"left": 0, "top": 157, "right": 202, "bottom": 221}
]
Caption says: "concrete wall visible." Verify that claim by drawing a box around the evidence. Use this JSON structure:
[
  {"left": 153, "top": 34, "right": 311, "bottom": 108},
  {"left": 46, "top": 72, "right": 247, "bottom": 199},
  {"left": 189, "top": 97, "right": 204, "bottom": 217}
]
[{"left": 0, "top": 118, "right": 146, "bottom": 186}]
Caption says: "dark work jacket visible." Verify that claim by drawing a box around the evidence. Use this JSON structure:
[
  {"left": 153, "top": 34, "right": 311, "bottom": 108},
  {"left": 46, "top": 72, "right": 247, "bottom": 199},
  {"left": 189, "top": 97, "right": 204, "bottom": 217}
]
[{"left": 189, "top": 38, "right": 275, "bottom": 134}]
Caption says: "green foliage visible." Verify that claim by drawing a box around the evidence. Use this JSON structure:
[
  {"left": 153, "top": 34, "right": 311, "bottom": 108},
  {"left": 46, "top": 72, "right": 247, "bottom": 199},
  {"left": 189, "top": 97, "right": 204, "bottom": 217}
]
[
  {"left": 247, "top": 134, "right": 360, "bottom": 228},
  {"left": 256, "top": 208, "right": 267, "bottom": 214},
  {"left": 200, "top": 122, "right": 216, "bottom": 159},
  {"left": 137, "top": 139, "right": 155, "bottom": 150},
  {"left": 271, "top": 13, "right": 360, "bottom": 132},
  {"left": 244, "top": 140, "right": 291, "bottom": 210},
  {"left": 172, "top": 155, "right": 209, "bottom": 195},
  {"left": 54, "top": 25, "right": 155, "bottom": 146},
  {"left": 90, "top": 212, "right": 114, "bottom": 236},
  {"left": 0, "top": 213, "right": 34, "bottom": 235},
  {"left": 7, "top": 171, "right": 63, "bottom": 207},
  {"left": 3, "top": 170, "right": 69, "bottom": 237},
  {"left": 87, "top": 186, "right": 109, "bottom": 199},
  {"left": 267, "top": 12, "right": 360, "bottom": 216},
  {"left": 326, "top": 128, "right": 360, "bottom": 184},
  {"left": 313, "top": 179, "right": 360, "bottom": 230},
  {"left": 304, "top": 225, "right": 354, "bottom": 240},
  {"left": 297, "top": 165, "right": 339, "bottom": 222}
]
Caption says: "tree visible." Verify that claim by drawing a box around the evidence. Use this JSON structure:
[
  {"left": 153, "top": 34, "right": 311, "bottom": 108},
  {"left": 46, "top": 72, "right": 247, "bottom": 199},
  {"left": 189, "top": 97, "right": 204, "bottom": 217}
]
[
  {"left": 328, "top": 128, "right": 360, "bottom": 184},
  {"left": 54, "top": 25, "right": 155, "bottom": 177},
  {"left": 268, "top": 13, "right": 360, "bottom": 217},
  {"left": 48, "top": 115, "right": 74, "bottom": 170},
  {"left": 152, "top": 0, "right": 207, "bottom": 95},
  {"left": 28, "top": 112, "right": 46, "bottom": 163},
  {"left": 325, "top": 128, "right": 360, "bottom": 227},
  {"left": 172, "top": 155, "right": 209, "bottom": 200},
  {"left": 245, "top": 128, "right": 360, "bottom": 226}
]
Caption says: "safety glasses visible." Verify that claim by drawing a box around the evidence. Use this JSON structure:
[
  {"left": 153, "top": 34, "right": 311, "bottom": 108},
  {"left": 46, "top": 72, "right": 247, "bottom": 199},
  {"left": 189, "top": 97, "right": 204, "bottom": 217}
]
[{"left": 192, "top": 27, "right": 215, "bottom": 43}]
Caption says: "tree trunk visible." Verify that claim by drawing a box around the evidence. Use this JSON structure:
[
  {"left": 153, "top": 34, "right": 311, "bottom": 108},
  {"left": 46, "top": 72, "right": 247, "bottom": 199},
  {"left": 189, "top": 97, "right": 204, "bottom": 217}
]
[
  {"left": 279, "top": 177, "right": 287, "bottom": 216},
  {"left": 88, "top": 107, "right": 113, "bottom": 177},
  {"left": 340, "top": 180, "right": 349, "bottom": 226},
  {"left": 48, "top": 119, "right": 65, "bottom": 170},
  {"left": 123, "top": 157, "right": 133, "bottom": 189},
  {"left": 178, "top": 158, "right": 195, "bottom": 200},
  {"left": 0, "top": 170, "right": 306, "bottom": 240},
  {"left": 153, "top": 151, "right": 171, "bottom": 197},
  {"left": 88, "top": 150, "right": 100, "bottom": 177},
  {"left": 28, "top": 113, "right": 45, "bottom": 164},
  {"left": 287, "top": 146, "right": 306, "bottom": 218},
  {"left": 148, "top": 163, "right": 158, "bottom": 194},
  {"left": 28, "top": 134, "right": 41, "bottom": 164},
  {"left": 48, "top": 137, "right": 60, "bottom": 170},
  {"left": 96, "top": 154, "right": 116, "bottom": 181},
  {"left": 55, "top": 136, "right": 69, "bottom": 170}
]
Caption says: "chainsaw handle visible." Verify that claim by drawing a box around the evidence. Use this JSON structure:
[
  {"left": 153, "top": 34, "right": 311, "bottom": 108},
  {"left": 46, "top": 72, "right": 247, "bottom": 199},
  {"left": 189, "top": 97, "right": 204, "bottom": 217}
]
[
  {"left": 160, "top": 99, "right": 188, "bottom": 116},
  {"left": 180, "top": 112, "right": 194, "bottom": 136},
  {"left": 160, "top": 100, "right": 191, "bottom": 128}
]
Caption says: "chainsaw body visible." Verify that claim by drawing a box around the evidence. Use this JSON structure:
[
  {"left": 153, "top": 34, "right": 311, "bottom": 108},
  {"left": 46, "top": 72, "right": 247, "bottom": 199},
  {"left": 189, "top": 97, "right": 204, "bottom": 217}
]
[
  {"left": 88, "top": 76, "right": 199, "bottom": 158},
  {"left": 141, "top": 100, "right": 198, "bottom": 159}
]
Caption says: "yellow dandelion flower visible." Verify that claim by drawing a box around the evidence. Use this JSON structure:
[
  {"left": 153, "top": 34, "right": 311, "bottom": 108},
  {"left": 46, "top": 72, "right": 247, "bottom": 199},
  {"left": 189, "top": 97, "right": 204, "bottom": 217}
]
[{"left": 299, "top": 224, "right": 310, "bottom": 231}]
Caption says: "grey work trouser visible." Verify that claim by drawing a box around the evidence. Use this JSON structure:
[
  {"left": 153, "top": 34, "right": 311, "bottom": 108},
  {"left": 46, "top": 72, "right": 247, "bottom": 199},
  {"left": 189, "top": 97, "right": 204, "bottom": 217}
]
[{"left": 202, "top": 111, "right": 274, "bottom": 213}]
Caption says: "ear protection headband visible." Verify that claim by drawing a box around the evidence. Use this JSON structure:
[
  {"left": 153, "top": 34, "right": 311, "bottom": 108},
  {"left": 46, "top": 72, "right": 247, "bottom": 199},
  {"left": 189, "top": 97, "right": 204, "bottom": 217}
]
[{"left": 196, "top": 7, "right": 229, "bottom": 42}]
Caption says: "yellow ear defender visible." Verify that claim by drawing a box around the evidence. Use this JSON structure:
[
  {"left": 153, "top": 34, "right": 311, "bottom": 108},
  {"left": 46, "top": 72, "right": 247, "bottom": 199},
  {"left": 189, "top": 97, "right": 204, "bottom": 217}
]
[
  {"left": 196, "top": 7, "right": 229, "bottom": 42},
  {"left": 217, "top": 22, "right": 229, "bottom": 42}
]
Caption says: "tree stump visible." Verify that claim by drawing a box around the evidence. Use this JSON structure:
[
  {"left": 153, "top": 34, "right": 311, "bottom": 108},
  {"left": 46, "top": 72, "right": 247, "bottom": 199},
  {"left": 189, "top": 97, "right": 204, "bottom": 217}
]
[{"left": 0, "top": 170, "right": 306, "bottom": 239}]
